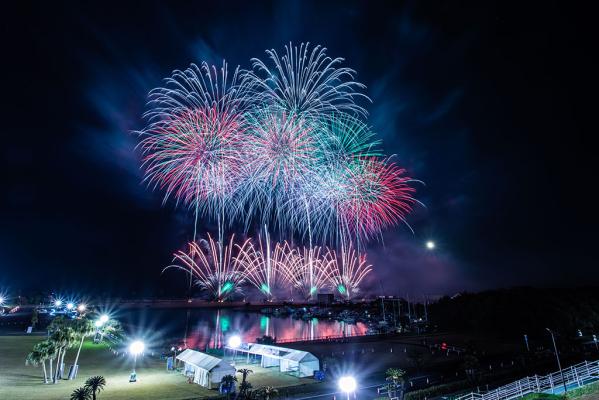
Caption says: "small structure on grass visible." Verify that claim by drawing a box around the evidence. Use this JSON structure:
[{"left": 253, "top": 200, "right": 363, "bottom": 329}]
[
  {"left": 232, "top": 343, "right": 320, "bottom": 378},
  {"left": 176, "top": 349, "right": 235, "bottom": 388}
]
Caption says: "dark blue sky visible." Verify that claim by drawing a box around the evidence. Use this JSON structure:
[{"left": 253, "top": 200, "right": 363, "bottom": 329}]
[{"left": 1, "top": 1, "right": 595, "bottom": 297}]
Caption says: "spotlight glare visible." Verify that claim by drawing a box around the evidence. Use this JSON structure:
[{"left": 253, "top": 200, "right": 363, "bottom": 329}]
[
  {"left": 77, "top": 304, "right": 86, "bottom": 312},
  {"left": 338, "top": 376, "right": 357, "bottom": 393},
  {"left": 129, "top": 340, "right": 145, "bottom": 355},
  {"left": 227, "top": 335, "right": 242, "bottom": 349},
  {"left": 54, "top": 300, "right": 62, "bottom": 307},
  {"left": 426, "top": 240, "right": 436, "bottom": 250},
  {"left": 99, "top": 314, "right": 109, "bottom": 323},
  {"left": 95, "top": 320, "right": 103, "bottom": 328},
  {"left": 66, "top": 302, "right": 74, "bottom": 310}
]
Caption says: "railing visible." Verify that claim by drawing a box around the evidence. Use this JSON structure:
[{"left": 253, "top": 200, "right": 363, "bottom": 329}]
[{"left": 453, "top": 360, "right": 599, "bottom": 400}]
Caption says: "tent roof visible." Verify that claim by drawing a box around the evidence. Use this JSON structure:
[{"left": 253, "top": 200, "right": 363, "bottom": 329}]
[
  {"left": 282, "top": 350, "right": 318, "bottom": 362},
  {"left": 243, "top": 343, "right": 317, "bottom": 363},
  {"left": 176, "top": 349, "right": 232, "bottom": 371}
]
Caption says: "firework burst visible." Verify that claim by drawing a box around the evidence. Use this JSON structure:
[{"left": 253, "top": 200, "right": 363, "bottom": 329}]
[
  {"left": 245, "top": 42, "right": 369, "bottom": 119},
  {"left": 235, "top": 229, "right": 285, "bottom": 299},
  {"left": 326, "top": 243, "right": 372, "bottom": 300},
  {"left": 168, "top": 234, "right": 248, "bottom": 301}
]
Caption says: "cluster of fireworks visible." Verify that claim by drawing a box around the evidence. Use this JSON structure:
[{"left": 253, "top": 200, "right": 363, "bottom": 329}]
[
  {"left": 138, "top": 43, "right": 419, "bottom": 300},
  {"left": 170, "top": 233, "right": 371, "bottom": 301}
]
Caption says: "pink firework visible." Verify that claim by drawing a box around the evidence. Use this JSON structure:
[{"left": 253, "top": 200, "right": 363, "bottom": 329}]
[
  {"left": 341, "top": 157, "right": 417, "bottom": 240},
  {"left": 140, "top": 106, "right": 245, "bottom": 214},
  {"left": 168, "top": 234, "right": 248, "bottom": 301},
  {"left": 325, "top": 243, "right": 372, "bottom": 300},
  {"left": 277, "top": 244, "right": 334, "bottom": 299},
  {"left": 243, "top": 110, "right": 316, "bottom": 189}
]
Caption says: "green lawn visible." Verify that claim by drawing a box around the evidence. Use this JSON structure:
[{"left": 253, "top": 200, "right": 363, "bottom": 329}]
[{"left": 0, "top": 336, "right": 317, "bottom": 400}]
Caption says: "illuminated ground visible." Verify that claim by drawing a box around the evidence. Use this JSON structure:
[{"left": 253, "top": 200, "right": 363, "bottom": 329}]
[{"left": 0, "top": 336, "right": 319, "bottom": 400}]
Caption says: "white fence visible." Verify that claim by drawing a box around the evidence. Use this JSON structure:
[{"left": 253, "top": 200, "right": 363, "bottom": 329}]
[{"left": 454, "top": 360, "right": 599, "bottom": 400}]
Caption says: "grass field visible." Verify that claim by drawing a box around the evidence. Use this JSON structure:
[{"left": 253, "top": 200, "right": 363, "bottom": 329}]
[{"left": 0, "top": 335, "right": 317, "bottom": 400}]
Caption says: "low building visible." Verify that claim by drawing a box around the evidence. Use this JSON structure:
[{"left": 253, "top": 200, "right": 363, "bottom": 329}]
[
  {"left": 234, "top": 343, "right": 320, "bottom": 378},
  {"left": 176, "top": 349, "right": 236, "bottom": 388}
]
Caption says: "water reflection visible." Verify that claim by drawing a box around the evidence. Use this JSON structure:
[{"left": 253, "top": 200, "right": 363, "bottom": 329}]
[{"left": 183, "top": 309, "right": 368, "bottom": 350}]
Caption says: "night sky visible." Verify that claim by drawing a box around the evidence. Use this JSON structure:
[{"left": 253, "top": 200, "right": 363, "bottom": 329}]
[{"left": 1, "top": 1, "right": 595, "bottom": 297}]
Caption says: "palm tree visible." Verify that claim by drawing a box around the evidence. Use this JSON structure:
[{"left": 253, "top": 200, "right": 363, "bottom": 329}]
[
  {"left": 236, "top": 368, "right": 253, "bottom": 400},
  {"left": 44, "top": 340, "right": 57, "bottom": 383},
  {"left": 385, "top": 368, "right": 405, "bottom": 398},
  {"left": 50, "top": 327, "right": 77, "bottom": 382},
  {"left": 221, "top": 374, "right": 238, "bottom": 397},
  {"left": 237, "top": 368, "right": 253, "bottom": 384},
  {"left": 239, "top": 381, "right": 253, "bottom": 398},
  {"left": 26, "top": 348, "right": 47, "bottom": 383},
  {"left": 255, "top": 386, "right": 279, "bottom": 400},
  {"left": 69, "top": 318, "right": 95, "bottom": 379},
  {"left": 84, "top": 375, "right": 106, "bottom": 400},
  {"left": 70, "top": 386, "right": 91, "bottom": 400},
  {"left": 385, "top": 368, "right": 406, "bottom": 385}
]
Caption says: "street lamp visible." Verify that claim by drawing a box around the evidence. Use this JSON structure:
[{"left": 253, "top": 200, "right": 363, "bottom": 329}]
[
  {"left": 338, "top": 376, "right": 357, "bottom": 400},
  {"left": 129, "top": 340, "right": 145, "bottom": 382},
  {"left": 227, "top": 335, "right": 242, "bottom": 365},
  {"left": 228, "top": 335, "right": 241, "bottom": 349},
  {"left": 546, "top": 328, "right": 567, "bottom": 393},
  {"left": 426, "top": 241, "right": 436, "bottom": 250}
]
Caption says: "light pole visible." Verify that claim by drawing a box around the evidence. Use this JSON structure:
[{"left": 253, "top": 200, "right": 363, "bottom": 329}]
[
  {"left": 129, "top": 340, "right": 145, "bottom": 383},
  {"left": 546, "top": 328, "right": 567, "bottom": 393},
  {"left": 338, "top": 376, "right": 357, "bottom": 400},
  {"left": 227, "top": 335, "right": 241, "bottom": 365}
]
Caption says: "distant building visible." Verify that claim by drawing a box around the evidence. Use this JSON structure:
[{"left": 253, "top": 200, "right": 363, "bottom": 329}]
[{"left": 317, "top": 293, "right": 334, "bottom": 305}]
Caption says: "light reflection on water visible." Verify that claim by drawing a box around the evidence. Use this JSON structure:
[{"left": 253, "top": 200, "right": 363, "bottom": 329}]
[{"left": 119, "top": 308, "right": 367, "bottom": 349}]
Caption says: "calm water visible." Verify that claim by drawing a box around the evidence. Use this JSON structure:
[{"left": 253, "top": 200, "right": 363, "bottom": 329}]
[{"left": 117, "top": 308, "right": 368, "bottom": 349}]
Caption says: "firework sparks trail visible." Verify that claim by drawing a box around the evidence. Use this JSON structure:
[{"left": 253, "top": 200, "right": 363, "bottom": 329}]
[
  {"left": 325, "top": 242, "right": 372, "bottom": 300},
  {"left": 341, "top": 157, "right": 418, "bottom": 241},
  {"left": 235, "top": 228, "right": 285, "bottom": 299},
  {"left": 276, "top": 244, "right": 335, "bottom": 300},
  {"left": 167, "top": 234, "right": 248, "bottom": 301},
  {"left": 245, "top": 42, "right": 370, "bottom": 119}
]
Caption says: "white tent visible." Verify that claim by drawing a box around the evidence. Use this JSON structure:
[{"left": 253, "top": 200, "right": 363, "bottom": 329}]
[
  {"left": 280, "top": 350, "right": 320, "bottom": 377},
  {"left": 235, "top": 343, "right": 319, "bottom": 378},
  {"left": 176, "top": 349, "right": 236, "bottom": 388}
]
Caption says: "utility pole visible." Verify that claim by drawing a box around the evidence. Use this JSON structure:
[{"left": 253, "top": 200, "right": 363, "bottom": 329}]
[{"left": 546, "top": 328, "right": 567, "bottom": 393}]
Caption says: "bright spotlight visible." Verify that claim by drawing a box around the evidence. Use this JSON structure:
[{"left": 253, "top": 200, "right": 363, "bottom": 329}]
[
  {"left": 77, "top": 304, "right": 86, "bottom": 312},
  {"left": 54, "top": 300, "right": 62, "bottom": 307},
  {"left": 0, "top": 296, "right": 4, "bottom": 305},
  {"left": 338, "top": 376, "right": 357, "bottom": 393},
  {"left": 95, "top": 320, "right": 103, "bottom": 328},
  {"left": 129, "top": 340, "right": 145, "bottom": 355},
  {"left": 426, "top": 240, "right": 436, "bottom": 250},
  {"left": 66, "top": 302, "right": 74, "bottom": 310},
  {"left": 99, "top": 314, "right": 109, "bottom": 324},
  {"left": 227, "top": 335, "right": 242, "bottom": 349}
]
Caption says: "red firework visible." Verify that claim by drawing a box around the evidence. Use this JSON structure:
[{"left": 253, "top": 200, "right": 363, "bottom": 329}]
[
  {"left": 341, "top": 157, "right": 417, "bottom": 240},
  {"left": 140, "top": 106, "right": 245, "bottom": 209}
]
